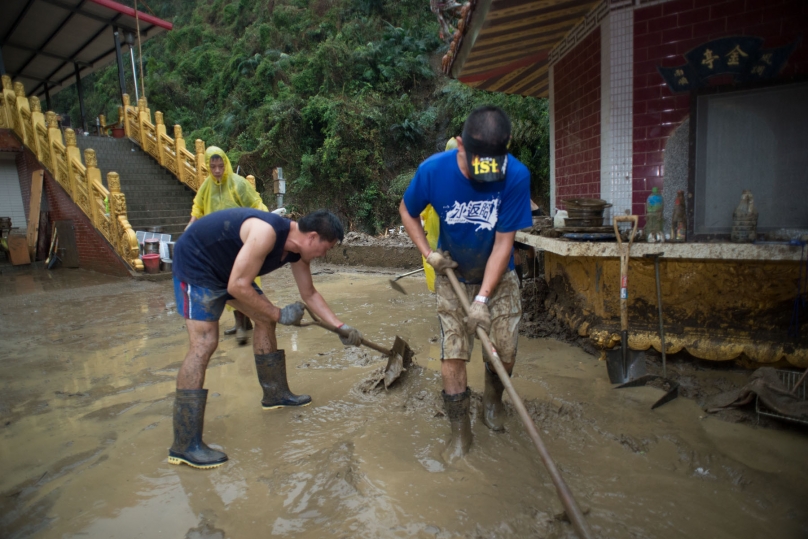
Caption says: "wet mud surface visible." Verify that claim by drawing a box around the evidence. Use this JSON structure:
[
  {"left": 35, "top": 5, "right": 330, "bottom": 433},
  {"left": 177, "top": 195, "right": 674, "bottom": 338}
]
[{"left": 1, "top": 265, "right": 807, "bottom": 538}]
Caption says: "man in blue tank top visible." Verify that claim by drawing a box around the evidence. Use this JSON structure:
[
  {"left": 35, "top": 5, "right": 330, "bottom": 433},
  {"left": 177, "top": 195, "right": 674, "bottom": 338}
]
[
  {"left": 400, "top": 106, "right": 532, "bottom": 463},
  {"left": 168, "top": 208, "right": 362, "bottom": 469}
]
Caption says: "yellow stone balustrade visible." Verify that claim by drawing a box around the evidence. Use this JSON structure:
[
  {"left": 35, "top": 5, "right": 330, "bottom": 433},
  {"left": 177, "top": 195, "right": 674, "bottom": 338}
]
[
  {"left": 0, "top": 75, "right": 143, "bottom": 272},
  {"left": 122, "top": 93, "right": 209, "bottom": 191}
]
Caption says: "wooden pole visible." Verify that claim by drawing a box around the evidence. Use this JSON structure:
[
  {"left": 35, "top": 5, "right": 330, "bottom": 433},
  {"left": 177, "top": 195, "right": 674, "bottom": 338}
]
[
  {"left": 444, "top": 267, "right": 594, "bottom": 539},
  {"left": 134, "top": 0, "right": 145, "bottom": 99}
]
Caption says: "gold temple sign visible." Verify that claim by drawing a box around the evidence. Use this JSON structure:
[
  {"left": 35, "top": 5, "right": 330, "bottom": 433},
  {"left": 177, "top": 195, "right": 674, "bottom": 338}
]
[
  {"left": 726, "top": 45, "right": 748, "bottom": 66},
  {"left": 658, "top": 37, "right": 798, "bottom": 93},
  {"left": 701, "top": 49, "right": 720, "bottom": 69}
]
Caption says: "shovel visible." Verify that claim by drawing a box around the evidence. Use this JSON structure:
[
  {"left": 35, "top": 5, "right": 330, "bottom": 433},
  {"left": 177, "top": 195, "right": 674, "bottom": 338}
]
[
  {"left": 299, "top": 305, "right": 413, "bottom": 388},
  {"left": 606, "top": 215, "right": 647, "bottom": 384},
  {"left": 614, "top": 252, "right": 680, "bottom": 409},
  {"left": 389, "top": 267, "right": 425, "bottom": 294},
  {"left": 443, "top": 267, "right": 594, "bottom": 539}
]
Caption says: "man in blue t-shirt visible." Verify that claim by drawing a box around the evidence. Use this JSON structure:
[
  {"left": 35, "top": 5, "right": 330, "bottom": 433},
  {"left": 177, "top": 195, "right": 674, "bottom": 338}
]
[
  {"left": 168, "top": 208, "right": 362, "bottom": 470},
  {"left": 400, "top": 106, "right": 532, "bottom": 463}
]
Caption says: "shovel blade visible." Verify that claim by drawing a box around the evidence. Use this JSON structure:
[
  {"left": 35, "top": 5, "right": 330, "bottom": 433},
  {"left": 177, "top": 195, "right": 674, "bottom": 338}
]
[
  {"left": 615, "top": 374, "right": 680, "bottom": 410},
  {"left": 382, "top": 336, "right": 414, "bottom": 389},
  {"left": 605, "top": 346, "right": 647, "bottom": 384}
]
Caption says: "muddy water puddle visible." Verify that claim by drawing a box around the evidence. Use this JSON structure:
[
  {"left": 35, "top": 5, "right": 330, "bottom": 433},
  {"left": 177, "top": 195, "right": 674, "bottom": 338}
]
[{"left": 1, "top": 266, "right": 807, "bottom": 538}]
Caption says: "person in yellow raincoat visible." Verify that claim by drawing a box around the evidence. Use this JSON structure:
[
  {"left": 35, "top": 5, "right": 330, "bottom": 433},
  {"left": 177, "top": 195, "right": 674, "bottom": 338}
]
[
  {"left": 186, "top": 146, "right": 268, "bottom": 345},
  {"left": 420, "top": 137, "right": 458, "bottom": 292}
]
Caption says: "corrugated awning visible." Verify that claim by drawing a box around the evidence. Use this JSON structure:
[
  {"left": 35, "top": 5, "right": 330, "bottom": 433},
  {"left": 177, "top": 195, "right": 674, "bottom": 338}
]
[
  {"left": 1, "top": 0, "right": 172, "bottom": 99},
  {"left": 446, "top": 0, "right": 599, "bottom": 98}
]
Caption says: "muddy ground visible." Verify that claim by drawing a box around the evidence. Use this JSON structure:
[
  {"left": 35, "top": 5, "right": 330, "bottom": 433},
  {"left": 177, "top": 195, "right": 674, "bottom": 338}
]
[{"left": 1, "top": 265, "right": 807, "bottom": 538}]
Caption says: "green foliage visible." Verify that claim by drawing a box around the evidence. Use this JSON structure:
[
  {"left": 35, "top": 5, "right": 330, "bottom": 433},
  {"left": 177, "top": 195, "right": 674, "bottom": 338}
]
[{"left": 52, "top": 0, "right": 550, "bottom": 232}]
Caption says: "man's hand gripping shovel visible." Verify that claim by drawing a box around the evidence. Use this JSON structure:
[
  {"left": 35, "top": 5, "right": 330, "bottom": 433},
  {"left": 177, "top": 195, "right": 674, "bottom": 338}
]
[
  {"left": 442, "top": 266, "right": 595, "bottom": 539},
  {"left": 298, "top": 305, "right": 414, "bottom": 389}
]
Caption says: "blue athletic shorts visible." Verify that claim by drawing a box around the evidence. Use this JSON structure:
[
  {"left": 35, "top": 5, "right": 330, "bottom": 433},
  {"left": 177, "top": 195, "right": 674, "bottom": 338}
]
[{"left": 173, "top": 276, "right": 263, "bottom": 321}]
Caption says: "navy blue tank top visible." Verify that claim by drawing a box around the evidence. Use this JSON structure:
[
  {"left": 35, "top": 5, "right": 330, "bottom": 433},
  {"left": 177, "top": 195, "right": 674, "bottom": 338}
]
[{"left": 173, "top": 208, "right": 301, "bottom": 289}]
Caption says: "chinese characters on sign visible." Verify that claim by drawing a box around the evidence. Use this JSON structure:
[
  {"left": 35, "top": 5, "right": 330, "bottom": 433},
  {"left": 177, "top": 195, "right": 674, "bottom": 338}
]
[{"left": 657, "top": 37, "right": 798, "bottom": 93}]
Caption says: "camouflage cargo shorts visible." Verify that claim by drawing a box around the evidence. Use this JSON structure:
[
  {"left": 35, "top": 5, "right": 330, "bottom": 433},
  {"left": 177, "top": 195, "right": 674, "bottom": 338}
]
[{"left": 435, "top": 270, "right": 521, "bottom": 363}]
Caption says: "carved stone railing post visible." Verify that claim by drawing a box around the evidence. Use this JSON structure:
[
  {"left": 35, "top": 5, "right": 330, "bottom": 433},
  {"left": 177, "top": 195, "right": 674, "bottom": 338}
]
[
  {"left": 13, "top": 82, "right": 30, "bottom": 144},
  {"left": 155, "top": 111, "right": 166, "bottom": 165},
  {"left": 64, "top": 129, "right": 81, "bottom": 198},
  {"left": 246, "top": 175, "right": 257, "bottom": 188},
  {"left": 0, "top": 75, "right": 14, "bottom": 129},
  {"left": 117, "top": 105, "right": 124, "bottom": 127},
  {"left": 108, "top": 171, "right": 143, "bottom": 271},
  {"left": 84, "top": 149, "right": 101, "bottom": 225},
  {"left": 137, "top": 96, "right": 151, "bottom": 144},
  {"left": 46, "top": 111, "right": 63, "bottom": 182},
  {"left": 174, "top": 124, "right": 186, "bottom": 152},
  {"left": 195, "top": 139, "right": 206, "bottom": 186},
  {"left": 122, "top": 94, "right": 132, "bottom": 138},
  {"left": 28, "top": 96, "right": 45, "bottom": 160}
]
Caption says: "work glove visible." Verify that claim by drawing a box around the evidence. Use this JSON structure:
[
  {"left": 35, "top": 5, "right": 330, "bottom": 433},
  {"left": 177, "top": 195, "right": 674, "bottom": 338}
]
[
  {"left": 426, "top": 249, "right": 458, "bottom": 275},
  {"left": 338, "top": 324, "right": 362, "bottom": 346},
  {"left": 465, "top": 300, "right": 492, "bottom": 335},
  {"left": 278, "top": 302, "right": 305, "bottom": 326}
]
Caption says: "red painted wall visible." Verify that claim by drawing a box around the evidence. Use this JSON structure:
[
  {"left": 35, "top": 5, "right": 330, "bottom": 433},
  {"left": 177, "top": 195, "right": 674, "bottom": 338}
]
[
  {"left": 633, "top": 0, "right": 808, "bottom": 217},
  {"left": 4, "top": 132, "right": 132, "bottom": 277},
  {"left": 554, "top": 28, "right": 601, "bottom": 209}
]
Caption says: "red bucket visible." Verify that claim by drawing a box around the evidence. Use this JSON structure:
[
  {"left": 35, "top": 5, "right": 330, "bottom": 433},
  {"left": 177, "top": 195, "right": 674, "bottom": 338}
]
[
  {"left": 111, "top": 127, "right": 125, "bottom": 138},
  {"left": 142, "top": 253, "right": 161, "bottom": 274}
]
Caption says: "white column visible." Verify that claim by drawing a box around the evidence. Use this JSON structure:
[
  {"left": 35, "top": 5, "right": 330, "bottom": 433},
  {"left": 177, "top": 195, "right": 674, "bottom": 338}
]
[
  {"left": 548, "top": 65, "right": 556, "bottom": 214},
  {"left": 599, "top": 8, "right": 634, "bottom": 221}
]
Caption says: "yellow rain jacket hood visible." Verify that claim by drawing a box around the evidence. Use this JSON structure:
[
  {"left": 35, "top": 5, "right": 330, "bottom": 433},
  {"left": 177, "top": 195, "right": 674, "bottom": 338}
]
[{"left": 190, "top": 146, "right": 268, "bottom": 218}]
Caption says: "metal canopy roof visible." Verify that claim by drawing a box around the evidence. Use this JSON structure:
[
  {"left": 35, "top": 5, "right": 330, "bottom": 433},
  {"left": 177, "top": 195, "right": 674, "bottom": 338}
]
[
  {"left": 447, "top": 0, "right": 599, "bottom": 98},
  {"left": 1, "top": 0, "right": 172, "bottom": 99}
]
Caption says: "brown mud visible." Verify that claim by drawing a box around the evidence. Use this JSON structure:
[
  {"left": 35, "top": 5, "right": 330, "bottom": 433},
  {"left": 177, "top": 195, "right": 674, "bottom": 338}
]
[
  {"left": 1, "top": 265, "right": 807, "bottom": 538},
  {"left": 322, "top": 232, "right": 421, "bottom": 269}
]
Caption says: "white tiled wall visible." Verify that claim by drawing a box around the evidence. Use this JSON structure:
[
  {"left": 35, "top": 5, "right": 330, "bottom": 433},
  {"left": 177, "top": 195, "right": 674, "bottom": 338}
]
[
  {"left": 0, "top": 156, "right": 26, "bottom": 232},
  {"left": 600, "top": 8, "right": 634, "bottom": 221}
]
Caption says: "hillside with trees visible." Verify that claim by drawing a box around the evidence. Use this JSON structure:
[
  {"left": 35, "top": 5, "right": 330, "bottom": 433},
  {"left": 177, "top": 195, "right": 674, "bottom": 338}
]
[{"left": 54, "top": 0, "right": 550, "bottom": 232}]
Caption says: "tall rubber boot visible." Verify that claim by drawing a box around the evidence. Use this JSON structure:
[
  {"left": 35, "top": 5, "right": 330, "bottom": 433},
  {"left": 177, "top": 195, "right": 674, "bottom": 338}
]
[
  {"left": 255, "top": 350, "right": 312, "bottom": 410},
  {"left": 482, "top": 363, "right": 506, "bottom": 431},
  {"left": 168, "top": 389, "right": 228, "bottom": 469},
  {"left": 441, "top": 388, "right": 472, "bottom": 464}
]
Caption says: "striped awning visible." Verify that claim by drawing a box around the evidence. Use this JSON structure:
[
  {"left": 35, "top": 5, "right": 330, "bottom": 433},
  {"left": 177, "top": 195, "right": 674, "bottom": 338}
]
[{"left": 447, "top": 0, "right": 599, "bottom": 98}]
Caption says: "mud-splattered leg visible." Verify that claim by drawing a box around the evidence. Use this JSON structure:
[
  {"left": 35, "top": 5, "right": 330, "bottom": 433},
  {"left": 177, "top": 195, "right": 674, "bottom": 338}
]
[{"left": 177, "top": 320, "right": 219, "bottom": 390}]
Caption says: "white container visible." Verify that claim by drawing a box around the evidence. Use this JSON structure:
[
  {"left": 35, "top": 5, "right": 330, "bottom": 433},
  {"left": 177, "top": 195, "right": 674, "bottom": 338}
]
[{"left": 554, "top": 210, "right": 568, "bottom": 228}]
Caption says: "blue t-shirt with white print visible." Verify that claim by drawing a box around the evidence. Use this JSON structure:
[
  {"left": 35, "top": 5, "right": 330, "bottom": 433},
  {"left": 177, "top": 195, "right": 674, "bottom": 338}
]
[{"left": 403, "top": 149, "right": 532, "bottom": 284}]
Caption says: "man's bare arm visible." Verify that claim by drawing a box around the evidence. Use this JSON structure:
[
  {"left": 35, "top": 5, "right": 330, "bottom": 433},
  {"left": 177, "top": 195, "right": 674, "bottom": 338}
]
[
  {"left": 400, "top": 200, "right": 431, "bottom": 258},
  {"left": 290, "top": 260, "right": 343, "bottom": 327},
  {"left": 478, "top": 230, "right": 516, "bottom": 297}
]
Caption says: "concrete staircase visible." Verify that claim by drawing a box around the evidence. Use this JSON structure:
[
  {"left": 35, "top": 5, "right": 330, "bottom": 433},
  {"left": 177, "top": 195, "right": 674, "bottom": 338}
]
[{"left": 76, "top": 136, "right": 195, "bottom": 238}]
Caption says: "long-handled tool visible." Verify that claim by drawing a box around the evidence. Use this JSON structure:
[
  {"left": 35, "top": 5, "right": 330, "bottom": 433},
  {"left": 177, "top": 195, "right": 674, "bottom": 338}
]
[
  {"left": 299, "top": 306, "right": 413, "bottom": 388},
  {"left": 605, "top": 215, "right": 647, "bottom": 384},
  {"left": 443, "top": 267, "right": 594, "bottom": 539},
  {"left": 615, "top": 253, "right": 679, "bottom": 409},
  {"left": 389, "top": 267, "right": 425, "bottom": 294}
]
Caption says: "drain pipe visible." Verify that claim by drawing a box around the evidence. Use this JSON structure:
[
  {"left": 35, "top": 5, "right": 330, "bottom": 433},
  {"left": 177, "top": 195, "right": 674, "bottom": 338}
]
[{"left": 126, "top": 33, "right": 140, "bottom": 101}]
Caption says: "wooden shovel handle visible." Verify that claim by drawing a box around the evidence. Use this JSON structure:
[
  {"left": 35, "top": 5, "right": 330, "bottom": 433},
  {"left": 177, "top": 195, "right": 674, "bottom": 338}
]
[
  {"left": 302, "top": 305, "right": 393, "bottom": 356},
  {"left": 443, "top": 268, "right": 594, "bottom": 539},
  {"left": 613, "top": 215, "right": 638, "bottom": 333}
]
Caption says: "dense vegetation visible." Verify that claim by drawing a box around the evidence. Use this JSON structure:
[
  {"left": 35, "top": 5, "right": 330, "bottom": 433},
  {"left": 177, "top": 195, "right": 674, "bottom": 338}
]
[{"left": 55, "top": 0, "right": 550, "bottom": 233}]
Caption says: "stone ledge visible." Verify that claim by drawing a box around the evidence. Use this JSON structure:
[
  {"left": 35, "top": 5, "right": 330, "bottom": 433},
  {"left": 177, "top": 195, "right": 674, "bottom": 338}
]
[{"left": 516, "top": 232, "right": 805, "bottom": 262}]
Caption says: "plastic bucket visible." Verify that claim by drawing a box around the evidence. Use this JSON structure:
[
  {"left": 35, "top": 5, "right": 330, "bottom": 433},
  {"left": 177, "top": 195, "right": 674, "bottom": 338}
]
[{"left": 142, "top": 253, "right": 161, "bottom": 274}]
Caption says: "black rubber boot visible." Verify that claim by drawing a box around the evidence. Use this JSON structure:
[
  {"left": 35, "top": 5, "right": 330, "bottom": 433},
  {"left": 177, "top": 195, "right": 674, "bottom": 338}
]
[
  {"left": 482, "top": 363, "right": 506, "bottom": 432},
  {"left": 255, "top": 350, "right": 312, "bottom": 410},
  {"left": 224, "top": 311, "right": 240, "bottom": 336},
  {"left": 441, "top": 388, "right": 472, "bottom": 464},
  {"left": 168, "top": 389, "right": 228, "bottom": 469}
]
